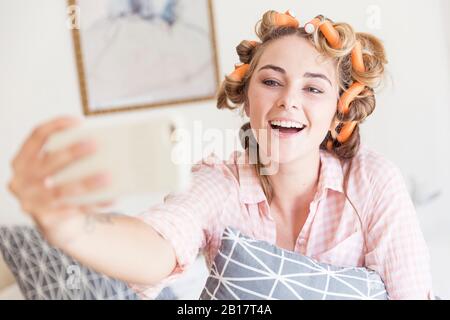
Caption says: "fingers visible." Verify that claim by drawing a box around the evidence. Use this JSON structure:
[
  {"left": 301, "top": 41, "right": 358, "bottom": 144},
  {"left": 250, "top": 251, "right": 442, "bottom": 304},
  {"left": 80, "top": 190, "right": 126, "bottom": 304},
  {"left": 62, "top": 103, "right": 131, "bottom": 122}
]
[
  {"left": 12, "top": 171, "right": 111, "bottom": 220},
  {"left": 12, "top": 116, "right": 82, "bottom": 171},
  {"left": 39, "top": 140, "right": 97, "bottom": 178},
  {"left": 50, "top": 173, "right": 111, "bottom": 200}
]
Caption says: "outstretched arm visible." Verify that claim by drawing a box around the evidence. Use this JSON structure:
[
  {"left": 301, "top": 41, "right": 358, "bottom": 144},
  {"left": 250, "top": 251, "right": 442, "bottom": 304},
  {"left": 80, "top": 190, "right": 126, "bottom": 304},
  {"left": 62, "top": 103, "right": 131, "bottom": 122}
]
[{"left": 8, "top": 116, "right": 176, "bottom": 285}]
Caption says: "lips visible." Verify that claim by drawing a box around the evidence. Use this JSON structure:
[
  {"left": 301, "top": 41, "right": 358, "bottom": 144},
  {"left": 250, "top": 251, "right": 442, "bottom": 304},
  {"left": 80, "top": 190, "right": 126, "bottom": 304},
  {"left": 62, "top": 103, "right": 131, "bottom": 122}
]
[
  {"left": 270, "top": 123, "right": 306, "bottom": 133},
  {"left": 268, "top": 121, "right": 307, "bottom": 138}
]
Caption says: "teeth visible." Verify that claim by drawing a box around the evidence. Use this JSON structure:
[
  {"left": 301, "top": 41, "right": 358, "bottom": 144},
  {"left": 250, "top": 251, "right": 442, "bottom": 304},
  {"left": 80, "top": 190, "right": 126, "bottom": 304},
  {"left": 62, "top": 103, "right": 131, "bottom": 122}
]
[{"left": 270, "top": 120, "right": 305, "bottom": 129}]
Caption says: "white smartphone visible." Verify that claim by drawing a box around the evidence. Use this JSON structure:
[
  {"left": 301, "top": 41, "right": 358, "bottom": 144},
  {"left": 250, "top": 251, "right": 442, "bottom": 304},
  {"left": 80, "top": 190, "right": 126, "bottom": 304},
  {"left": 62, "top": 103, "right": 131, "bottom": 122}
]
[{"left": 44, "top": 115, "right": 192, "bottom": 205}]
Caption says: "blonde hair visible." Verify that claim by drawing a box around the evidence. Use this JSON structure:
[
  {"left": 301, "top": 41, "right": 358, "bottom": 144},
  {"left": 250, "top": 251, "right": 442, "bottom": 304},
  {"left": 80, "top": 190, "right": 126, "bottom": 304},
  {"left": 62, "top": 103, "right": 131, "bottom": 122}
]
[{"left": 217, "top": 10, "right": 388, "bottom": 205}]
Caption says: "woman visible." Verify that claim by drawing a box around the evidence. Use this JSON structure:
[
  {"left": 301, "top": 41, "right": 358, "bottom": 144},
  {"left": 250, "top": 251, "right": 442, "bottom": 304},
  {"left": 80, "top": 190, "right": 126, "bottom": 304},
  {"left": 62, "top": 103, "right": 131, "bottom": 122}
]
[{"left": 8, "top": 10, "right": 433, "bottom": 299}]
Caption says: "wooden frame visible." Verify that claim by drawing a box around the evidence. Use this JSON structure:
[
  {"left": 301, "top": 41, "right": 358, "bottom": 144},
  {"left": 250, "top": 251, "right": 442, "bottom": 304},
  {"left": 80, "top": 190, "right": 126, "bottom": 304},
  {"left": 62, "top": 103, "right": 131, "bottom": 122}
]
[{"left": 68, "top": 0, "right": 221, "bottom": 116}]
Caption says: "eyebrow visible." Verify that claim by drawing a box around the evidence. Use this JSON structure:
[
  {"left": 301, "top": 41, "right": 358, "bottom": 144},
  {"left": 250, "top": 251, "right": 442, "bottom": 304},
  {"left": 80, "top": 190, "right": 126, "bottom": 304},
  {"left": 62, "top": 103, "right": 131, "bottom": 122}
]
[{"left": 258, "top": 64, "right": 332, "bottom": 87}]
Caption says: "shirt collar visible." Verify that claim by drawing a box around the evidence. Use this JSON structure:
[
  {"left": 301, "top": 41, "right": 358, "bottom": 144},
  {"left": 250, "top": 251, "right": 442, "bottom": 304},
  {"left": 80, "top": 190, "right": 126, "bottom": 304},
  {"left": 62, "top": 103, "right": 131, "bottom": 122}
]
[
  {"left": 317, "top": 148, "right": 344, "bottom": 195},
  {"left": 235, "top": 149, "right": 344, "bottom": 205},
  {"left": 234, "top": 151, "right": 268, "bottom": 204}
]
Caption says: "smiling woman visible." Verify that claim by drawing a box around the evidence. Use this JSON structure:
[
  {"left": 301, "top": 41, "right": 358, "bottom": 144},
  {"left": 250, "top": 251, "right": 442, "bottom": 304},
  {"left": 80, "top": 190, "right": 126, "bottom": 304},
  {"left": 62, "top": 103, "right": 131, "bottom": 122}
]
[
  {"left": 212, "top": 10, "right": 433, "bottom": 299},
  {"left": 217, "top": 10, "right": 388, "bottom": 205},
  {"left": 7, "top": 8, "right": 434, "bottom": 301}
]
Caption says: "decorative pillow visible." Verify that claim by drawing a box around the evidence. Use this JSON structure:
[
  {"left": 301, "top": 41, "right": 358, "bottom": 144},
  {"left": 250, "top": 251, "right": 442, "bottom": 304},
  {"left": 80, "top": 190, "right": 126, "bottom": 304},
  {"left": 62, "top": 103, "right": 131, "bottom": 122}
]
[
  {"left": 0, "top": 226, "right": 176, "bottom": 300},
  {"left": 200, "top": 227, "right": 388, "bottom": 300}
]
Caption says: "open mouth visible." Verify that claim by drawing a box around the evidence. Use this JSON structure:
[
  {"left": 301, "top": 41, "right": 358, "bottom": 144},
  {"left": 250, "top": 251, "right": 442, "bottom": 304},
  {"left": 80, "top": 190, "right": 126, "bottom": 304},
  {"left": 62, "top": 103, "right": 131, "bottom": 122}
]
[{"left": 269, "top": 120, "right": 306, "bottom": 134}]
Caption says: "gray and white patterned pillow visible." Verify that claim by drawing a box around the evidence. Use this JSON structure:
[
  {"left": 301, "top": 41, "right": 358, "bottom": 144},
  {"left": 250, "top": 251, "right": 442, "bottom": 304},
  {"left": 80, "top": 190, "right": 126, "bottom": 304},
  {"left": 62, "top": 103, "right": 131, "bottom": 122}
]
[
  {"left": 200, "top": 227, "right": 388, "bottom": 300},
  {"left": 0, "top": 225, "right": 176, "bottom": 300}
]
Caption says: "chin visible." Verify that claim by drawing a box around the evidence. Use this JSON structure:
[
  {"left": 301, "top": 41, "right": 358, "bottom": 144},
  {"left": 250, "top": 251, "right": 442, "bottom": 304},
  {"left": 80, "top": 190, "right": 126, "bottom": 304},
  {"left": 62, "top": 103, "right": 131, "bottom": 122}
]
[
  {"left": 276, "top": 152, "right": 306, "bottom": 165},
  {"left": 258, "top": 143, "right": 306, "bottom": 165}
]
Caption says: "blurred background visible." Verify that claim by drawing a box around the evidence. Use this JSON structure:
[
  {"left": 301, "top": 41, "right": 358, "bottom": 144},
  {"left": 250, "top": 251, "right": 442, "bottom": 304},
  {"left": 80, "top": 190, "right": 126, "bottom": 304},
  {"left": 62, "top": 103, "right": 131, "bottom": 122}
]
[{"left": 0, "top": 0, "right": 449, "bottom": 298}]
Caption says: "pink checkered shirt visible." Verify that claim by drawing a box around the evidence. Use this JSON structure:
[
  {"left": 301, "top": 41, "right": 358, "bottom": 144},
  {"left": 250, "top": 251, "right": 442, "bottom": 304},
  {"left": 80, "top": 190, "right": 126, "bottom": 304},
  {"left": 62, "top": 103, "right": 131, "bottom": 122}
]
[{"left": 130, "top": 144, "right": 434, "bottom": 299}]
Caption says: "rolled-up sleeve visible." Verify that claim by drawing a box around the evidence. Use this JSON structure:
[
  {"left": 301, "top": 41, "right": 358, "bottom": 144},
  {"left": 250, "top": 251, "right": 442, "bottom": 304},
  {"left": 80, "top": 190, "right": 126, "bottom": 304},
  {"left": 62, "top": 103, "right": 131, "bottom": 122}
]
[
  {"left": 364, "top": 164, "right": 434, "bottom": 299},
  {"left": 128, "top": 157, "right": 237, "bottom": 299}
]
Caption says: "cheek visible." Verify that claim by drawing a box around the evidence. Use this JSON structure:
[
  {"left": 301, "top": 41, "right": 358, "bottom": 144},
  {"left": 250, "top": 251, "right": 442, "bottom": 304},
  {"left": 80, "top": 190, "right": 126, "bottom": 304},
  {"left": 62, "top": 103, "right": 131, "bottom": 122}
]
[
  {"left": 324, "top": 97, "right": 338, "bottom": 123},
  {"left": 249, "top": 109, "right": 269, "bottom": 134},
  {"left": 305, "top": 97, "right": 337, "bottom": 131},
  {"left": 247, "top": 88, "right": 273, "bottom": 125}
]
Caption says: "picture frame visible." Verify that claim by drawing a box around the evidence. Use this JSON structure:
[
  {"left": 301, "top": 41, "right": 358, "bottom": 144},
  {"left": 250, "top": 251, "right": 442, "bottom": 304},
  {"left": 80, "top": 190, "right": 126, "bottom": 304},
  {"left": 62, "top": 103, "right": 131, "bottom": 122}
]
[{"left": 68, "top": 0, "right": 221, "bottom": 116}]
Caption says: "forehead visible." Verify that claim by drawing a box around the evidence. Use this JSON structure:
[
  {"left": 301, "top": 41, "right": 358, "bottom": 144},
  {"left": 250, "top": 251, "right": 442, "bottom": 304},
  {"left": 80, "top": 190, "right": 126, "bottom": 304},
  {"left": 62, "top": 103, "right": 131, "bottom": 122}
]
[{"left": 257, "top": 35, "right": 336, "bottom": 78}]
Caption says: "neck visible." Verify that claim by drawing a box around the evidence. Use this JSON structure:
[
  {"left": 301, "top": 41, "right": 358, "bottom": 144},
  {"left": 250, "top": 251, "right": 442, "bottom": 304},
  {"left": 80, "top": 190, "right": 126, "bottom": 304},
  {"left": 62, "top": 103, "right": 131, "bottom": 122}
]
[{"left": 268, "top": 149, "right": 321, "bottom": 211}]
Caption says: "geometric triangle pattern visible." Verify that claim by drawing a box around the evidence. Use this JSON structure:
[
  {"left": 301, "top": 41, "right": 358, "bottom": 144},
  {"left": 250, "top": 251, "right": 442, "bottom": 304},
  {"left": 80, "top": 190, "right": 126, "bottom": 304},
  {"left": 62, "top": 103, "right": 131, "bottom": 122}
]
[
  {"left": 0, "top": 226, "right": 175, "bottom": 300},
  {"left": 200, "top": 227, "right": 388, "bottom": 300}
]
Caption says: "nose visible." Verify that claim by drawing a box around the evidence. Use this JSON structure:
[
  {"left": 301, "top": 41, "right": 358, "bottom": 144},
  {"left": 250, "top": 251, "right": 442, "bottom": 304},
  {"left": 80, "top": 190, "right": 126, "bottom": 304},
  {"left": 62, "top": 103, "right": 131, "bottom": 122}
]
[{"left": 277, "top": 86, "right": 301, "bottom": 110}]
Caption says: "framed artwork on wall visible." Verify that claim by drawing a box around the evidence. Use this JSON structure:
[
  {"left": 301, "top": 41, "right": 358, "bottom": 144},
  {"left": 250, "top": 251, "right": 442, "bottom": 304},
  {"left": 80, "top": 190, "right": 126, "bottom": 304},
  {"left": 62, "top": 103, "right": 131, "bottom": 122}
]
[{"left": 68, "top": 0, "right": 220, "bottom": 115}]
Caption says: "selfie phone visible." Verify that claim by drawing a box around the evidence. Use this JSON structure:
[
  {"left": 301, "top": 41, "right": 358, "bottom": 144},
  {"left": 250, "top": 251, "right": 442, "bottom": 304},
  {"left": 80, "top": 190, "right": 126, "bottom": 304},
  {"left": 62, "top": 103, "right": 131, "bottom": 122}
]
[{"left": 44, "top": 115, "right": 191, "bottom": 205}]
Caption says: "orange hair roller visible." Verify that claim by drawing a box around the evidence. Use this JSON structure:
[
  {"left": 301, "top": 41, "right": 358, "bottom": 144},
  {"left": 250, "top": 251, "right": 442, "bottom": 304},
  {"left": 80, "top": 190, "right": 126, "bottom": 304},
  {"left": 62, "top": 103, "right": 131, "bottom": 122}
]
[
  {"left": 274, "top": 10, "right": 300, "bottom": 28},
  {"left": 319, "top": 20, "right": 341, "bottom": 49},
  {"left": 351, "top": 41, "right": 365, "bottom": 73},
  {"left": 327, "top": 119, "right": 358, "bottom": 147},
  {"left": 305, "top": 17, "right": 321, "bottom": 34},
  {"left": 228, "top": 63, "right": 250, "bottom": 81},
  {"left": 329, "top": 118, "right": 341, "bottom": 140},
  {"left": 337, "top": 121, "right": 357, "bottom": 143},
  {"left": 337, "top": 82, "right": 366, "bottom": 114},
  {"left": 305, "top": 14, "right": 368, "bottom": 146}
]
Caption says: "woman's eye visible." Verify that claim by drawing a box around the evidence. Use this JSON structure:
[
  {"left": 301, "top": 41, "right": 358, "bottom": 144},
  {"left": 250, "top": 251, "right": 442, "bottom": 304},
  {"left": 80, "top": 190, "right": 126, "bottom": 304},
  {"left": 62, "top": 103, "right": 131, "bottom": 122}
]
[
  {"left": 305, "top": 87, "right": 323, "bottom": 94},
  {"left": 262, "top": 79, "right": 280, "bottom": 87}
]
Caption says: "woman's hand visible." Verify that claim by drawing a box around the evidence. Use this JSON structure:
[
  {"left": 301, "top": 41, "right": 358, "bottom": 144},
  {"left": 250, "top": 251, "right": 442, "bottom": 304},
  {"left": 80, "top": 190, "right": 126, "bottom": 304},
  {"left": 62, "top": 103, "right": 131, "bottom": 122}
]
[
  {"left": 7, "top": 116, "right": 177, "bottom": 284},
  {"left": 8, "top": 116, "right": 111, "bottom": 243}
]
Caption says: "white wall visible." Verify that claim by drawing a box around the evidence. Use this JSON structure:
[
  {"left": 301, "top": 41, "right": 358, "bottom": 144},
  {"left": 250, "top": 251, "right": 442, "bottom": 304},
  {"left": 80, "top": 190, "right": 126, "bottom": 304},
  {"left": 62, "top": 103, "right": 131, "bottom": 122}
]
[
  {"left": 0, "top": 0, "right": 246, "bottom": 225},
  {"left": 1, "top": 0, "right": 449, "bottom": 297}
]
